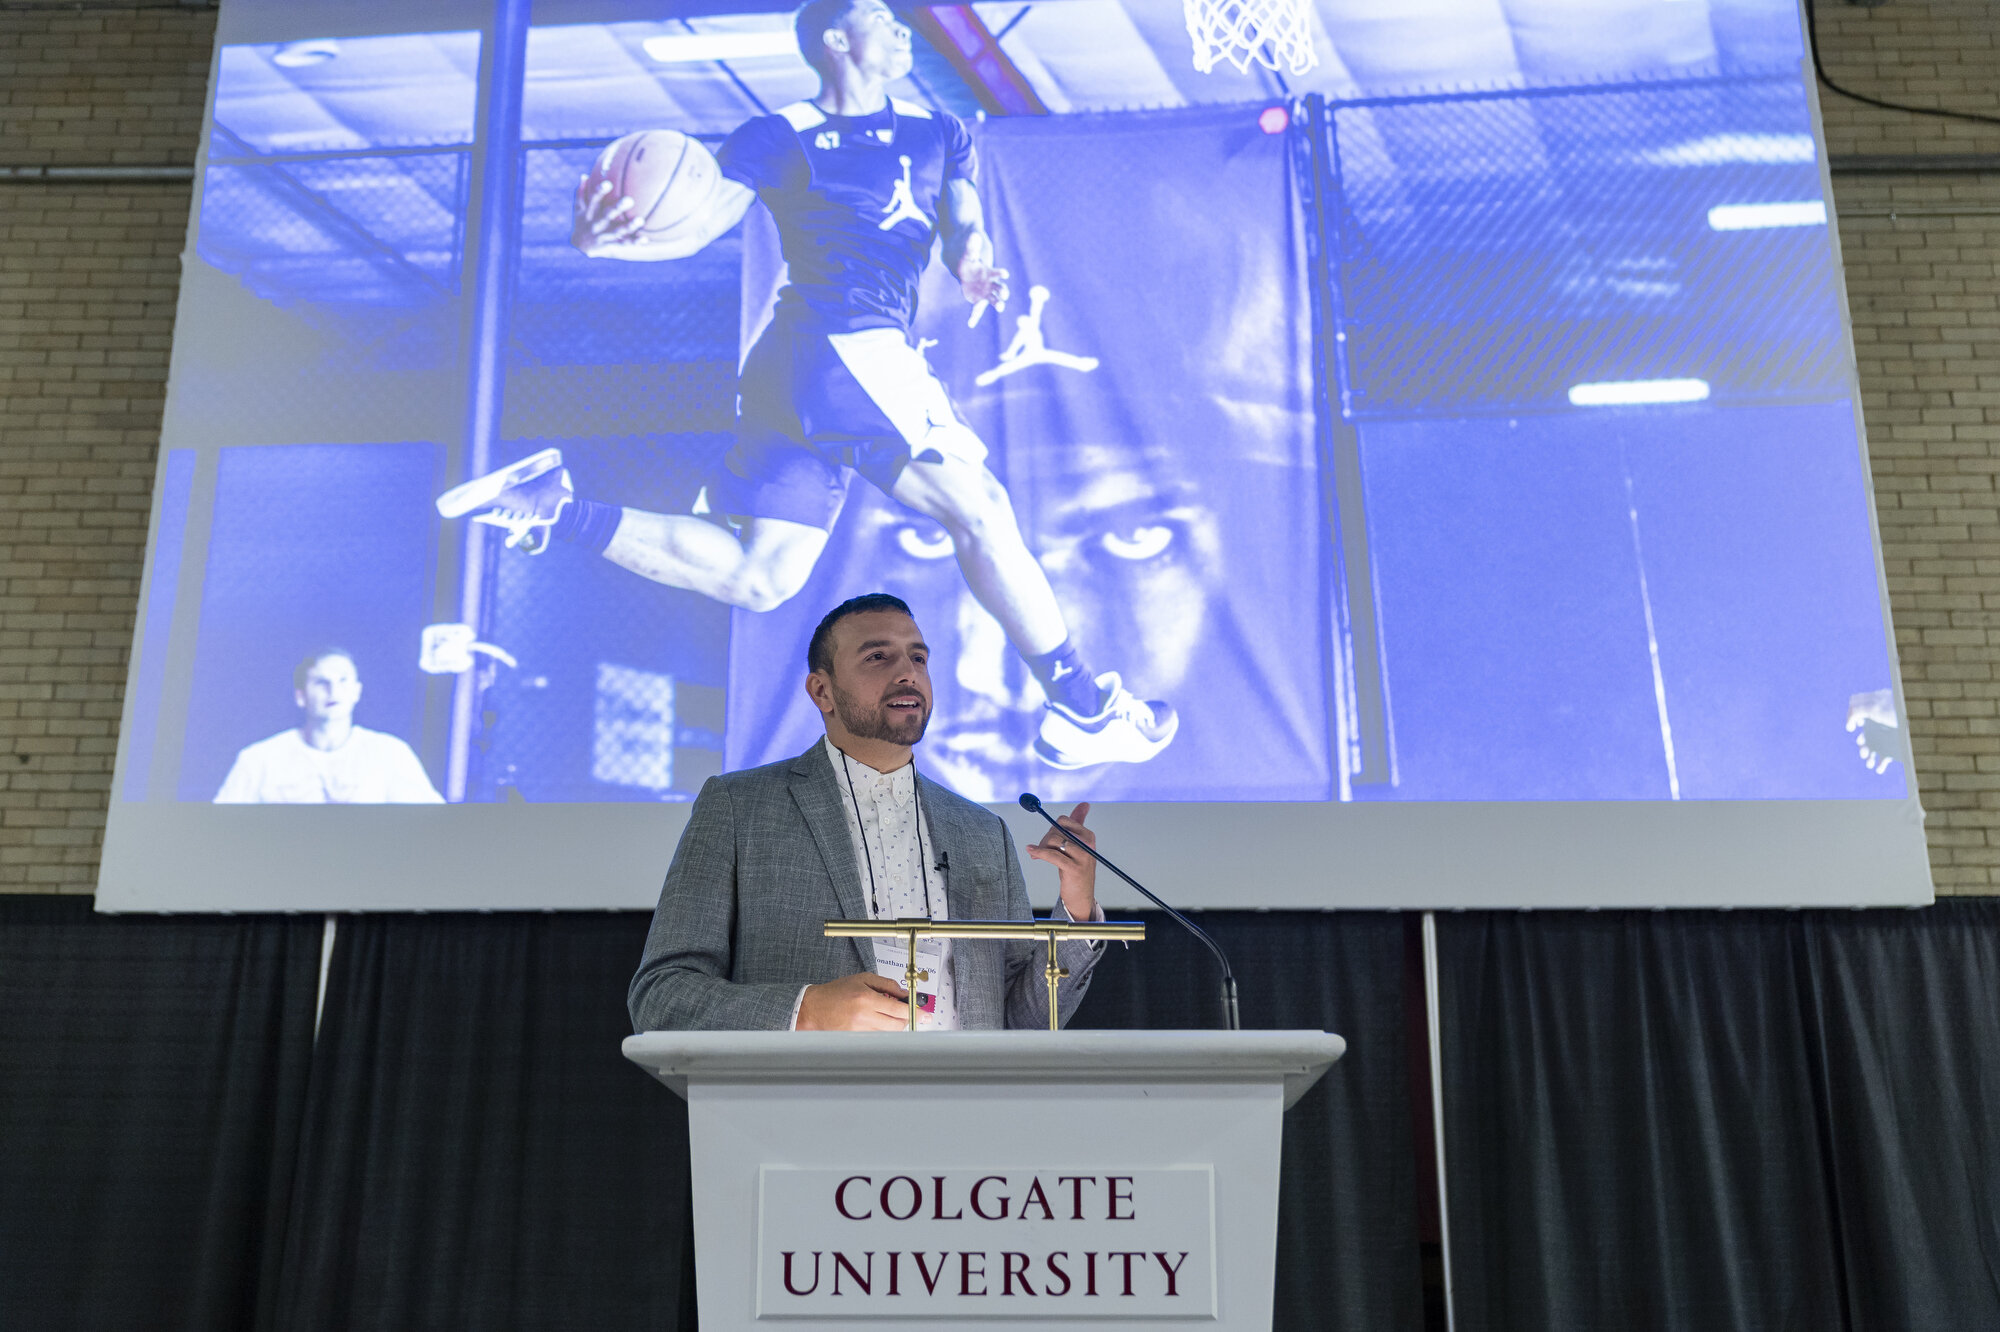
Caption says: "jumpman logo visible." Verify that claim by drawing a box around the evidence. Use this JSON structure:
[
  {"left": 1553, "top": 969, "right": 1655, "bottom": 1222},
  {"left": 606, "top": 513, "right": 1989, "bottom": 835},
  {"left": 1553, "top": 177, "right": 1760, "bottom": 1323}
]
[
  {"left": 878, "top": 156, "right": 928, "bottom": 231},
  {"left": 974, "top": 285, "right": 1100, "bottom": 387}
]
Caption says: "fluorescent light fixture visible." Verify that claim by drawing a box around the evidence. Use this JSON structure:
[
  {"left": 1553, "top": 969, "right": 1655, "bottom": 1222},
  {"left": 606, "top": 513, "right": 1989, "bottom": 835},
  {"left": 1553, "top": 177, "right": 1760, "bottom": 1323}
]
[
  {"left": 643, "top": 31, "right": 799, "bottom": 63},
  {"left": 271, "top": 38, "right": 341, "bottom": 67},
  {"left": 1568, "top": 378, "right": 1711, "bottom": 407},
  {"left": 1708, "top": 201, "right": 1829, "bottom": 231},
  {"left": 1646, "top": 134, "right": 1815, "bottom": 167}
]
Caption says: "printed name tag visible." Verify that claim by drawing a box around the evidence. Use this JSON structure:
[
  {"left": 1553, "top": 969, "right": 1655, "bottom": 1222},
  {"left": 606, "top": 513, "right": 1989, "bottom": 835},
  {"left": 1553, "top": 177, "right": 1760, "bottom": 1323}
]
[{"left": 872, "top": 936, "right": 945, "bottom": 1019}]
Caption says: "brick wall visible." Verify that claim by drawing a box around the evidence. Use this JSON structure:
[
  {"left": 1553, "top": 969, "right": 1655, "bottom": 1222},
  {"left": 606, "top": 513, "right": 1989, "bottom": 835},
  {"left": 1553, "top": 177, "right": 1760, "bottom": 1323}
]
[
  {"left": 1816, "top": 0, "right": 2000, "bottom": 891},
  {"left": 0, "top": 7, "right": 213, "bottom": 891},
  {"left": 2, "top": 2, "right": 1997, "bottom": 893}
]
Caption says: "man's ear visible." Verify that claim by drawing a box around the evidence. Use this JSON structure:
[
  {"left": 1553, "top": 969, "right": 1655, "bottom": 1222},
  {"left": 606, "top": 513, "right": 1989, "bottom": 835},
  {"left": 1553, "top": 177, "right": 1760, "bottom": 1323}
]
[
  {"left": 294, "top": 689, "right": 306, "bottom": 710},
  {"left": 822, "top": 26, "right": 849, "bottom": 58},
  {"left": 804, "top": 670, "right": 836, "bottom": 716}
]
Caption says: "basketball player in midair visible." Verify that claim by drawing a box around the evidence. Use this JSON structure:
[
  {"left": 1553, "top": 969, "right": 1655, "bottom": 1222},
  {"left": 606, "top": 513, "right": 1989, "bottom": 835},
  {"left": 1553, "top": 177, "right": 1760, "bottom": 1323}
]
[{"left": 437, "top": 0, "right": 1175, "bottom": 769}]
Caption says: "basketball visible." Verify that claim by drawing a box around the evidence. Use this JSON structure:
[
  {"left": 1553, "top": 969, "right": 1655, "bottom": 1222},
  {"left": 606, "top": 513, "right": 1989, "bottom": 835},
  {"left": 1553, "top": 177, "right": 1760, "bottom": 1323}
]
[{"left": 580, "top": 129, "right": 727, "bottom": 250}]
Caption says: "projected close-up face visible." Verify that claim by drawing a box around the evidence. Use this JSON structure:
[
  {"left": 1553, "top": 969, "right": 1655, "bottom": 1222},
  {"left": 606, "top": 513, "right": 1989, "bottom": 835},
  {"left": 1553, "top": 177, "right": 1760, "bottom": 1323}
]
[
  {"left": 99, "top": 0, "right": 1933, "bottom": 910},
  {"left": 834, "top": 444, "right": 1218, "bottom": 797},
  {"left": 296, "top": 653, "right": 362, "bottom": 724},
  {"left": 1028, "top": 445, "right": 1217, "bottom": 704}
]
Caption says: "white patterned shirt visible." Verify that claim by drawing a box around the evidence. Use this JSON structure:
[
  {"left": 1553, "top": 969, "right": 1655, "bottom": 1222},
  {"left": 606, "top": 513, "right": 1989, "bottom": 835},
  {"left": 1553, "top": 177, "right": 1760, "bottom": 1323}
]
[
  {"left": 800, "top": 737, "right": 961, "bottom": 1029},
  {"left": 789, "top": 737, "right": 1101, "bottom": 1030}
]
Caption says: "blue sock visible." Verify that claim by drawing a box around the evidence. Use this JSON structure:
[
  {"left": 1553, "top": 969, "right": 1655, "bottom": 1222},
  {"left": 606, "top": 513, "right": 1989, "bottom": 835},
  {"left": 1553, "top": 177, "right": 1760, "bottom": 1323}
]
[
  {"left": 1027, "top": 639, "right": 1101, "bottom": 714},
  {"left": 549, "top": 498, "right": 621, "bottom": 556}
]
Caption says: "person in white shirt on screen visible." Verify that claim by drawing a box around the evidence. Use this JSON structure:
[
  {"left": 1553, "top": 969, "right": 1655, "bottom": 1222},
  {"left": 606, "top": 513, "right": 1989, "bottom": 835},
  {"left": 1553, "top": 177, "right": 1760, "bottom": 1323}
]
[{"left": 213, "top": 648, "right": 443, "bottom": 804}]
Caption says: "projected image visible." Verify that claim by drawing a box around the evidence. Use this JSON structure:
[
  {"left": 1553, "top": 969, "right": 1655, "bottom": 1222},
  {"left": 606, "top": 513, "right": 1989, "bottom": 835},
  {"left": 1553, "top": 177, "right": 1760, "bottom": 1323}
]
[
  {"left": 214, "top": 648, "right": 443, "bottom": 804},
  {"left": 454, "top": 4, "right": 1325, "bottom": 804},
  {"left": 128, "top": 0, "right": 1905, "bottom": 808},
  {"left": 169, "top": 441, "right": 448, "bottom": 803}
]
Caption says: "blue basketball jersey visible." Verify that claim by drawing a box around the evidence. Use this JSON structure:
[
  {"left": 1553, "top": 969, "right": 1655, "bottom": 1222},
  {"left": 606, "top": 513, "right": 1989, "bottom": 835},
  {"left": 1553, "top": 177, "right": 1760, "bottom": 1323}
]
[{"left": 717, "top": 98, "right": 977, "bottom": 334}]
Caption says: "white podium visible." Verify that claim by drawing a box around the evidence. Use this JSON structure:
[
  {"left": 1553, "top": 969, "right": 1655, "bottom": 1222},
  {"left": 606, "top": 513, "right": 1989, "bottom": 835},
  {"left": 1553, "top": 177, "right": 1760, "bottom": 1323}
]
[{"left": 622, "top": 1030, "right": 1345, "bottom": 1329}]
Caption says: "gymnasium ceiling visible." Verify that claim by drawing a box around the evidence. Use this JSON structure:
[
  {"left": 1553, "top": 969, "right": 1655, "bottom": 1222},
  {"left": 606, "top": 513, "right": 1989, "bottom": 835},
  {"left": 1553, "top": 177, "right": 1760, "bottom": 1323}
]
[
  {"left": 201, "top": 0, "right": 1827, "bottom": 378},
  {"left": 211, "top": 0, "right": 1806, "bottom": 150}
]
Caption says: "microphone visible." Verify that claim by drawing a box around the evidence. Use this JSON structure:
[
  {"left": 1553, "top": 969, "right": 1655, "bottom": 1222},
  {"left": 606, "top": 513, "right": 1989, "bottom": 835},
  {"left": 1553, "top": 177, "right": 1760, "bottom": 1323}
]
[{"left": 1019, "top": 792, "right": 1241, "bottom": 1031}]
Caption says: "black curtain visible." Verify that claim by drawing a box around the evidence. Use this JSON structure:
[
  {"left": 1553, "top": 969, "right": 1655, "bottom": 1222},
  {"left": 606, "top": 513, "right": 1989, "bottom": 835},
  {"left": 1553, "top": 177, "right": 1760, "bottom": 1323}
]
[
  {"left": 1799, "top": 904, "right": 2000, "bottom": 1327},
  {"left": 269, "top": 911, "right": 698, "bottom": 1331},
  {"left": 268, "top": 908, "right": 1422, "bottom": 1331},
  {"left": 0, "top": 895, "right": 320, "bottom": 1332},
  {"left": 1438, "top": 901, "right": 2000, "bottom": 1331},
  {"left": 14, "top": 895, "right": 1995, "bottom": 1330},
  {"left": 1070, "top": 910, "right": 1426, "bottom": 1331}
]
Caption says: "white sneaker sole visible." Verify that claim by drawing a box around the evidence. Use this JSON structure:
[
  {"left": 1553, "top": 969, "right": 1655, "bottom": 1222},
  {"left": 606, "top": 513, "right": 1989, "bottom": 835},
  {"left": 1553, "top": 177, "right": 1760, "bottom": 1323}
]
[
  {"left": 1033, "top": 711, "right": 1180, "bottom": 769},
  {"left": 436, "top": 447, "right": 564, "bottom": 518}
]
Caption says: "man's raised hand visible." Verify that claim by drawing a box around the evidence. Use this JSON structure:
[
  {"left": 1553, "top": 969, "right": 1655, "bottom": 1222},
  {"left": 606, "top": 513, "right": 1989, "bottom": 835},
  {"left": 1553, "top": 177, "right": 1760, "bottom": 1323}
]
[
  {"left": 572, "top": 176, "right": 646, "bottom": 254},
  {"left": 954, "top": 227, "right": 1009, "bottom": 321},
  {"left": 958, "top": 257, "right": 1010, "bottom": 319},
  {"left": 797, "top": 972, "right": 912, "bottom": 1031},
  {"left": 1846, "top": 688, "right": 1903, "bottom": 775},
  {"left": 1025, "top": 800, "right": 1099, "bottom": 923}
]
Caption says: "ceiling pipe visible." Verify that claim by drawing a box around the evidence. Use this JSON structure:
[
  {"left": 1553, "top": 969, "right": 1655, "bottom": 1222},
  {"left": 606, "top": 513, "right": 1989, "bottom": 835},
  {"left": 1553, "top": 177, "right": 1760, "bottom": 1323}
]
[
  {"left": 1828, "top": 154, "right": 2000, "bottom": 175},
  {"left": 2, "top": 151, "right": 1992, "bottom": 188},
  {"left": 0, "top": 165, "right": 194, "bottom": 181},
  {"left": 908, "top": 5, "right": 1048, "bottom": 116}
]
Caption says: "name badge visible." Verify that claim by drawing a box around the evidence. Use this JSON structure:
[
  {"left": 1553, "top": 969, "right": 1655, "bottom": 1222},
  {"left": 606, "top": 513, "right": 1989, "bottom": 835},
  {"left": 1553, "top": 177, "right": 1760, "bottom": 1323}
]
[{"left": 873, "top": 935, "right": 946, "bottom": 1022}]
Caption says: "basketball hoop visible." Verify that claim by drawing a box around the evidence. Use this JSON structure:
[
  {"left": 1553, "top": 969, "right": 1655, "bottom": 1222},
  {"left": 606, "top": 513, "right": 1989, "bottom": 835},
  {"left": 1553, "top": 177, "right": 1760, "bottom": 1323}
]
[{"left": 1183, "top": 0, "right": 1318, "bottom": 76}]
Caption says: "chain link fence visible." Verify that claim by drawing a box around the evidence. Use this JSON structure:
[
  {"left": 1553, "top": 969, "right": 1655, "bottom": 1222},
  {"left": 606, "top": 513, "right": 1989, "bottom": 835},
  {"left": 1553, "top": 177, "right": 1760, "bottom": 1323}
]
[{"left": 1329, "top": 75, "right": 1846, "bottom": 417}]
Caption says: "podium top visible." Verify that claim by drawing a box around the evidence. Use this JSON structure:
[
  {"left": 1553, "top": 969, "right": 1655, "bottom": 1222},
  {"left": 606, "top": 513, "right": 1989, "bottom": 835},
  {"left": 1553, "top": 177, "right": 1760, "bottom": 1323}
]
[{"left": 622, "top": 1029, "right": 1345, "bottom": 1109}]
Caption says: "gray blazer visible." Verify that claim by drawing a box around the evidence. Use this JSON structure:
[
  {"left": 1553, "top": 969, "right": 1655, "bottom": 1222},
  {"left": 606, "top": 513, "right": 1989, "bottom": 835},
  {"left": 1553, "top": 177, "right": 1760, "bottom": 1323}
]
[{"left": 628, "top": 740, "right": 1103, "bottom": 1031}]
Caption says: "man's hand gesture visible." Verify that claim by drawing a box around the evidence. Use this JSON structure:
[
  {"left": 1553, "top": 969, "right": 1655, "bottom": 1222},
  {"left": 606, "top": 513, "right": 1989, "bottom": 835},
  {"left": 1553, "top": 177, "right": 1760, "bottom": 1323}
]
[
  {"left": 958, "top": 255, "right": 1010, "bottom": 313},
  {"left": 798, "top": 972, "right": 911, "bottom": 1031},
  {"left": 954, "top": 225, "right": 1009, "bottom": 325},
  {"left": 1025, "top": 801, "right": 1098, "bottom": 922},
  {"left": 572, "top": 176, "right": 646, "bottom": 255},
  {"left": 1845, "top": 688, "right": 1903, "bottom": 775}
]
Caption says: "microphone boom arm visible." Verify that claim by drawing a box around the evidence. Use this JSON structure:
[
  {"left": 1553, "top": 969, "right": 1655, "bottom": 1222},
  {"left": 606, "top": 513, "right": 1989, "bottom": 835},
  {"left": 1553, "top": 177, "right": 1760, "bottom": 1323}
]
[{"left": 1019, "top": 793, "right": 1241, "bottom": 1031}]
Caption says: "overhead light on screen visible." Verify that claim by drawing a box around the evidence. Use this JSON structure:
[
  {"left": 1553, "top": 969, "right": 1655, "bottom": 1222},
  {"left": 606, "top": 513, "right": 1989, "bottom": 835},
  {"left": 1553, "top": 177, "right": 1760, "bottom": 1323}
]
[
  {"left": 643, "top": 31, "right": 799, "bottom": 63},
  {"left": 1707, "top": 201, "right": 1829, "bottom": 231},
  {"left": 1645, "top": 133, "right": 1815, "bottom": 167},
  {"left": 271, "top": 38, "right": 341, "bottom": 67},
  {"left": 1568, "top": 379, "right": 1711, "bottom": 407}
]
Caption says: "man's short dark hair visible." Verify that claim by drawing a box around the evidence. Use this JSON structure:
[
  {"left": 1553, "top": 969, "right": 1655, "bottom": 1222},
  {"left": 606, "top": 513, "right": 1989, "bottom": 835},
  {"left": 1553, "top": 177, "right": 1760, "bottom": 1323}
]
[
  {"left": 794, "top": 0, "right": 860, "bottom": 73},
  {"left": 294, "top": 647, "right": 355, "bottom": 691},
  {"left": 808, "top": 593, "right": 913, "bottom": 676}
]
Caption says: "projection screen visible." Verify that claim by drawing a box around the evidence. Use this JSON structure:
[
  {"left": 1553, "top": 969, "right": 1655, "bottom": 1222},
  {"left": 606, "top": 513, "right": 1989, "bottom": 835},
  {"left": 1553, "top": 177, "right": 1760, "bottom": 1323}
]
[{"left": 98, "top": 0, "right": 1932, "bottom": 911}]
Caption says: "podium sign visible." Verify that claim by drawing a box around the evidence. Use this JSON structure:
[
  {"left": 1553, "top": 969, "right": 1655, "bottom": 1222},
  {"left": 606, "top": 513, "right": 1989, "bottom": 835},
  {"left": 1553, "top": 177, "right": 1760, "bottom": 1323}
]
[
  {"left": 623, "top": 1030, "right": 1344, "bottom": 1330},
  {"left": 758, "top": 1165, "right": 1216, "bottom": 1316}
]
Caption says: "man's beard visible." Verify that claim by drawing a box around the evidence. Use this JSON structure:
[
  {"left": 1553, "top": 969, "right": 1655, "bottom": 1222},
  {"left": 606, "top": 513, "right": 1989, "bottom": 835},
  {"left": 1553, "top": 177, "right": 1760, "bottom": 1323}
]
[{"left": 832, "top": 681, "right": 931, "bottom": 745}]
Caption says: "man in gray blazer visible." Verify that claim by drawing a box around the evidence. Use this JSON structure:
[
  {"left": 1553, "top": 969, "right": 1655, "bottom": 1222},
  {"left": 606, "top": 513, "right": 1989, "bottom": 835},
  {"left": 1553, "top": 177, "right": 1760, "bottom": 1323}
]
[{"left": 630, "top": 592, "right": 1106, "bottom": 1031}]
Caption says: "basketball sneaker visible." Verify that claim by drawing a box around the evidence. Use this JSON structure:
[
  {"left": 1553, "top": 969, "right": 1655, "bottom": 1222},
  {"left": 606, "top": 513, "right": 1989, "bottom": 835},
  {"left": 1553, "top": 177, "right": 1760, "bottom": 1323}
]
[
  {"left": 1033, "top": 672, "right": 1179, "bottom": 769},
  {"left": 436, "top": 448, "right": 573, "bottom": 554}
]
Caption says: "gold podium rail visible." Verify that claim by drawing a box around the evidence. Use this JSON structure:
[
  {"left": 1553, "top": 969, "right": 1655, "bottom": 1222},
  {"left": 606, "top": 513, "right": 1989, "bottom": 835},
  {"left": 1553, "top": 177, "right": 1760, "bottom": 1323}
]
[{"left": 824, "top": 918, "right": 1147, "bottom": 1031}]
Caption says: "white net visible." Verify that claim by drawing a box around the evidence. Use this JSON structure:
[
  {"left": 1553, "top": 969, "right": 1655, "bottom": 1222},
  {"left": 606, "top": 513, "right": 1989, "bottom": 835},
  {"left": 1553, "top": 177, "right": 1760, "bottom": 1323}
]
[{"left": 1182, "top": 0, "right": 1318, "bottom": 76}]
